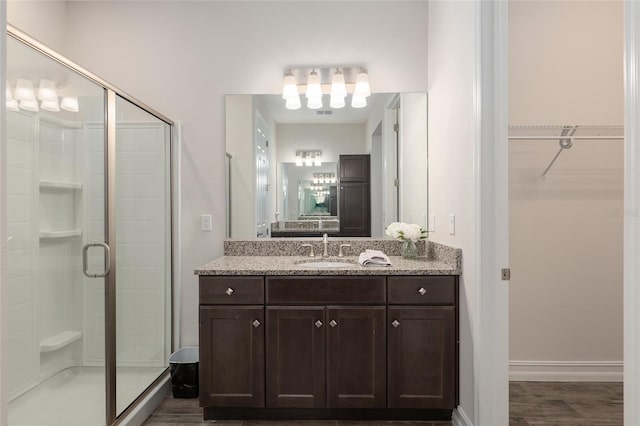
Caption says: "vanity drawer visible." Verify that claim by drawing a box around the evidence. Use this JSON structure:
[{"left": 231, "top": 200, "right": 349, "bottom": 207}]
[
  {"left": 266, "top": 276, "right": 386, "bottom": 305},
  {"left": 200, "top": 276, "right": 264, "bottom": 305},
  {"left": 387, "top": 276, "right": 456, "bottom": 305}
]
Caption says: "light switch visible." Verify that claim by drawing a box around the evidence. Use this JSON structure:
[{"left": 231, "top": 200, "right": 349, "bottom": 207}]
[
  {"left": 429, "top": 215, "right": 436, "bottom": 232},
  {"left": 448, "top": 214, "right": 455, "bottom": 235},
  {"left": 201, "top": 214, "right": 212, "bottom": 231}
]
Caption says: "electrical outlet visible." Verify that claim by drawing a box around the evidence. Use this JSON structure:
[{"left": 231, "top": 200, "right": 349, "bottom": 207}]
[
  {"left": 448, "top": 214, "right": 455, "bottom": 235},
  {"left": 201, "top": 214, "right": 212, "bottom": 231}
]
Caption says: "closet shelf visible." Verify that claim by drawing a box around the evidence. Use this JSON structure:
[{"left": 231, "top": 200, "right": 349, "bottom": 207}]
[
  {"left": 40, "top": 330, "right": 82, "bottom": 352},
  {"left": 39, "top": 229, "right": 82, "bottom": 240},
  {"left": 508, "top": 125, "right": 624, "bottom": 177},
  {"left": 39, "top": 180, "right": 83, "bottom": 190}
]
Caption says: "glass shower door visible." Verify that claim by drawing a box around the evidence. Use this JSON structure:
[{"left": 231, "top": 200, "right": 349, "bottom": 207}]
[
  {"left": 113, "top": 95, "right": 172, "bottom": 416},
  {"left": 7, "top": 35, "right": 109, "bottom": 425}
]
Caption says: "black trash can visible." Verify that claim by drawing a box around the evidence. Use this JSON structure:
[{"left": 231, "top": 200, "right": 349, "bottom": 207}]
[{"left": 169, "top": 347, "right": 199, "bottom": 398}]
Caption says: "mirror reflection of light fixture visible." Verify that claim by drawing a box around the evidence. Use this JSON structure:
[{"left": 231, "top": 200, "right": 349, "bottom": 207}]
[
  {"left": 19, "top": 99, "right": 39, "bottom": 112},
  {"left": 282, "top": 66, "right": 371, "bottom": 110},
  {"left": 296, "top": 150, "right": 322, "bottom": 167},
  {"left": 6, "top": 82, "right": 19, "bottom": 111},
  {"left": 38, "top": 79, "right": 58, "bottom": 102},
  {"left": 41, "top": 99, "right": 60, "bottom": 112},
  {"left": 15, "top": 79, "right": 36, "bottom": 101},
  {"left": 60, "top": 96, "right": 79, "bottom": 113}
]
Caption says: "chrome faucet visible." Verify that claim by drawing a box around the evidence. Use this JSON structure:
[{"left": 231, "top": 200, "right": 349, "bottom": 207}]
[{"left": 322, "top": 233, "right": 329, "bottom": 257}]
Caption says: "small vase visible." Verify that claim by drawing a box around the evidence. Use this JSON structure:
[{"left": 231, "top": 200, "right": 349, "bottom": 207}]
[{"left": 401, "top": 240, "right": 418, "bottom": 259}]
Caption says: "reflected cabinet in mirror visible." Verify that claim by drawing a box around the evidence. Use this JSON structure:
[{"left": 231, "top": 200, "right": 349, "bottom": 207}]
[{"left": 225, "top": 93, "right": 427, "bottom": 238}]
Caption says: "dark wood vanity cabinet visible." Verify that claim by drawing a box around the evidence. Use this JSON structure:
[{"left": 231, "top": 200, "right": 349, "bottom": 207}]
[
  {"left": 339, "top": 155, "right": 371, "bottom": 237},
  {"left": 199, "top": 274, "right": 458, "bottom": 420}
]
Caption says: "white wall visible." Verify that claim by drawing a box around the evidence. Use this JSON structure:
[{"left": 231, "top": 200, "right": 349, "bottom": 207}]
[
  {"left": 276, "top": 123, "right": 366, "bottom": 164},
  {"left": 6, "top": 1, "right": 67, "bottom": 53},
  {"left": 6, "top": 0, "right": 430, "bottom": 346},
  {"left": 427, "top": 0, "right": 476, "bottom": 421},
  {"left": 509, "top": 1, "right": 623, "bottom": 372}
]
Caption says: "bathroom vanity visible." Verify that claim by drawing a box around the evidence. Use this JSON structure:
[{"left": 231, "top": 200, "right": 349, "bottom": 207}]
[{"left": 195, "top": 239, "right": 461, "bottom": 421}]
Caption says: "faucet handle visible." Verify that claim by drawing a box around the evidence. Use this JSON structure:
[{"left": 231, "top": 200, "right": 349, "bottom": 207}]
[
  {"left": 338, "top": 244, "right": 351, "bottom": 257},
  {"left": 301, "top": 243, "right": 315, "bottom": 257}
]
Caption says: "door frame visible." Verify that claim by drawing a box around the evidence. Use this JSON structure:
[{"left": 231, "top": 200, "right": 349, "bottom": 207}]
[{"left": 476, "top": 1, "right": 640, "bottom": 426}]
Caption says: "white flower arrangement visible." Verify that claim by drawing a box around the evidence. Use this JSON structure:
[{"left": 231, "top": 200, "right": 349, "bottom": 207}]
[{"left": 385, "top": 222, "right": 427, "bottom": 242}]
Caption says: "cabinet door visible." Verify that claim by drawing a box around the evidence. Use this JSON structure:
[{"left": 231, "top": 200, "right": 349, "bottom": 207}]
[
  {"left": 387, "top": 306, "right": 456, "bottom": 409},
  {"left": 326, "top": 307, "right": 386, "bottom": 408},
  {"left": 199, "top": 306, "right": 264, "bottom": 407},
  {"left": 339, "top": 154, "right": 370, "bottom": 182},
  {"left": 339, "top": 182, "right": 371, "bottom": 236},
  {"left": 266, "top": 307, "right": 325, "bottom": 408}
]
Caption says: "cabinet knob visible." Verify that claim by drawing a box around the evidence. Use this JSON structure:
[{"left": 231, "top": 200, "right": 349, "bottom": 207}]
[
  {"left": 252, "top": 320, "right": 261, "bottom": 328},
  {"left": 315, "top": 320, "right": 323, "bottom": 328},
  {"left": 329, "top": 320, "right": 338, "bottom": 328},
  {"left": 418, "top": 287, "right": 427, "bottom": 296},
  {"left": 392, "top": 320, "right": 400, "bottom": 328},
  {"left": 225, "top": 287, "right": 234, "bottom": 296}
]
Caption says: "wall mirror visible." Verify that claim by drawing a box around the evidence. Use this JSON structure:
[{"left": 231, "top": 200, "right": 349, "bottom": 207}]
[{"left": 225, "top": 93, "right": 427, "bottom": 239}]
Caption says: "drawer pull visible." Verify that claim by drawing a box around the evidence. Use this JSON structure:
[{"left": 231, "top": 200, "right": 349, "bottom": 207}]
[
  {"left": 225, "top": 287, "right": 234, "bottom": 296},
  {"left": 418, "top": 287, "right": 427, "bottom": 296},
  {"left": 315, "top": 320, "right": 323, "bottom": 328},
  {"left": 392, "top": 320, "right": 400, "bottom": 328},
  {"left": 252, "top": 320, "right": 261, "bottom": 328},
  {"left": 329, "top": 320, "right": 338, "bottom": 328}
]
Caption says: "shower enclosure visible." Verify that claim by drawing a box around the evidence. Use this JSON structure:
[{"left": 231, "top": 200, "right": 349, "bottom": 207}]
[{"left": 6, "top": 28, "right": 173, "bottom": 425}]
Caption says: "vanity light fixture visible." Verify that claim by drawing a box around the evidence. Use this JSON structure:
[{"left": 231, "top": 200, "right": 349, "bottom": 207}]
[
  {"left": 282, "top": 67, "right": 371, "bottom": 110},
  {"left": 41, "top": 99, "right": 60, "bottom": 112},
  {"left": 296, "top": 150, "right": 322, "bottom": 167},
  {"left": 19, "top": 99, "right": 39, "bottom": 112}
]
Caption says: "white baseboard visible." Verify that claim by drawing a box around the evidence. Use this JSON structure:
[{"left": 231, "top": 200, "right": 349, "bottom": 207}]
[
  {"left": 509, "top": 360, "right": 623, "bottom": 382},
  {"left": 452, "top": 405, "right": 473, "bottom": 426}
]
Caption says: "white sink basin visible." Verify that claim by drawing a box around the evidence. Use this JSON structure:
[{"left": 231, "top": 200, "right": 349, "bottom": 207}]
[{"left": 296, "top": 260, "right": 354, "bottom": 269}]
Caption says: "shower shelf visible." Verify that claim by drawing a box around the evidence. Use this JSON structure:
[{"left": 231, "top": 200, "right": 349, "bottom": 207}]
[
  {"left": 40, "top": 330, "right": 82, "bottom": 352},
  {"left": 39, "top": 180, "right": 83, "bottom": 190},
  {"left": 39, "top": 229, "right": 82, "bottom": 240}
]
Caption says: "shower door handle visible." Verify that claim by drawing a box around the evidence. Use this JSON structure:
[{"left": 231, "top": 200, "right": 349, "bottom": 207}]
[{"left": 82, "top": 242, "right": 111, "bottom": 278}]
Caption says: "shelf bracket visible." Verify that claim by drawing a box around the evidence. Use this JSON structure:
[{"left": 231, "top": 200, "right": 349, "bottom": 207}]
[{"left": 541, "top": 125, "right": 578, "bottom": 177}]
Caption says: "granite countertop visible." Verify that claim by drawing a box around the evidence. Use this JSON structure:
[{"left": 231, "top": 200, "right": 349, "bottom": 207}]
[
  {"left": 194, "top": 255, "right": 458, "bottom": 276},
  {"left": 195, "top": 238, "right": 462, "bottom": 276}
]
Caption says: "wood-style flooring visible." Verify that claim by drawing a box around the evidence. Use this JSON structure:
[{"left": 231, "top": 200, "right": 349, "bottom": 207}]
[{"left": 143, "top": 382, "right": 623, "bottom": 425}]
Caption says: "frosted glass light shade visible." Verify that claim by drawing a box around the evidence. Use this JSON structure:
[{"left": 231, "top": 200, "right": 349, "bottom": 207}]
[
  {"left": 351, "top": 94, "right": 367, "bottom": 108},
  {"left": 330, "top": 70, "right": 347, "bottom": 98},
  {"left": 60, "top": 96, "right": 79, "bottom": 112},
  {"left": 307, "top": 96, "right": 322, "bottom": 109},
  {"left": 41, "top": 99, "right": 60, "bottom": 112},
  {"left": 285, "top": 95, "right": 301, "bottom": 110},
  {"left": 295, "top": 157, "right": 303, "bottom": 167},
  {"left": 354, "top": 71, "right": 371, "bottom": 97},
  {"left": 330, "top": 94, "right": 345, "bottom": 109},
  {"left": 305, "top": 70, "right": 322, "bottom": 99},
  {"left": 15, "top": 79, "right": 36, "bottom": 101},
  {"left": 282, "top": 72, "right": 298, "bottom": 99},
  {"left": 19, "top": 99, "right": 39, "bottom": 112},
  {"left": 38, "top": 79, "right": 58, "bottom": 101}
]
